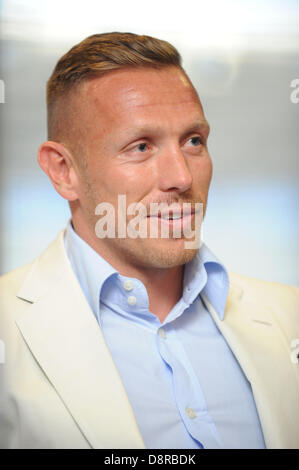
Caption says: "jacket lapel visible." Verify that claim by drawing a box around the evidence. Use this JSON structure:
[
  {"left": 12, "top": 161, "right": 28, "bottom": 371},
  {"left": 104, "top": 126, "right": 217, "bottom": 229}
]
[
  {"left": 202, "top": 283, "right": 299, "bottom": 449},
  {"left": 15, "top": 231, "right": 145, "bottom": 449}
]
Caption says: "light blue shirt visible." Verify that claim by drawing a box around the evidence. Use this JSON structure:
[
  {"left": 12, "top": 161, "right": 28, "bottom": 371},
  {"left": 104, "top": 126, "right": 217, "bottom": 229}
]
[{"left": 64, "top": 220, "right": 266, "bottom": 449}]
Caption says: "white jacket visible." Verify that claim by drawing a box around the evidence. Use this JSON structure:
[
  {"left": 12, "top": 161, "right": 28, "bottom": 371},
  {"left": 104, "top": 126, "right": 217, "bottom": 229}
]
[{"left": 0, "top": 230, "right": 298, "bottom": 448}]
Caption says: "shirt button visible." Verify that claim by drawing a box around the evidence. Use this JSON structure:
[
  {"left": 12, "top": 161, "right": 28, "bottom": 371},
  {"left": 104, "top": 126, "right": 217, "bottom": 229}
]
[
  {"left": 123, "top": 280, "right": 133, "bottom": 291},
  {"left": 158, "top": 328, "right": 166, "bottom": 339},
  {"left": 127, "top": 296, "right": 137, "bottom": 306},
  {"left": 186, "top": 407, "right": 196, "bottom": 419}
]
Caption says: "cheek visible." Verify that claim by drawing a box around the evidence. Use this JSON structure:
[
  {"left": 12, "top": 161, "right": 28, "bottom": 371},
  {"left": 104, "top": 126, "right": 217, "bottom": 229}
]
[
  {"left": 191, "top": 155, "right": 213, "bottom": 191},
  {"left": 88, "top": 160, "right": 154, "bottom": 202},
  {"left": 205, "top": 157, "right": 213, "bottom": 186}
]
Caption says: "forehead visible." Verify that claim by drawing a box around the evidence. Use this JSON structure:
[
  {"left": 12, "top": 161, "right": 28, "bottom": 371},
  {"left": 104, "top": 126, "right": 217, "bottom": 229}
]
[{"left": 80, "top": 66, "right": 204, "bottom": 124}]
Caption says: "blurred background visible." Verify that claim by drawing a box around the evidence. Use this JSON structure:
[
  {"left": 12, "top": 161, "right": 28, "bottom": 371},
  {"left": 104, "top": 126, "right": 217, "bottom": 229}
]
[{"left": 0, "top": 0, "right": 298, "bottom": 285}]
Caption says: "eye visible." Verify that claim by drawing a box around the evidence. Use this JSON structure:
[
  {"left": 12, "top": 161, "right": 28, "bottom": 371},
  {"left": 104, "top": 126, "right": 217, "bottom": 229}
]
[
  {"left": 188, "top": 136, "right": 202, "bottom": 146},
  {"left": 137, "top": 142, "right": 148, "bottom": 152},
  {"left": 122, "top": 140, "right": 153, "bottom": 161}
]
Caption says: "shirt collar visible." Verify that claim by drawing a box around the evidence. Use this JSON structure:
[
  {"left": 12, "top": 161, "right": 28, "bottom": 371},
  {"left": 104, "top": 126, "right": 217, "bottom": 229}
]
[
  {"left": 64, "top": 219, "right": 118, "bottom": 324},
  {"left": 64, "top": 219, "right": 229, "bottom": 323},
  {"left": 196, "top": 244, "right": 230, "bottom": 320}
]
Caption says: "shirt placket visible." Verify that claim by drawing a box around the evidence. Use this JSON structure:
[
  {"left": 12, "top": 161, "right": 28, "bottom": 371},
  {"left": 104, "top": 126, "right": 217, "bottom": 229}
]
[{"left": 156, "top": 323, "right": 224, "bottom": 449}]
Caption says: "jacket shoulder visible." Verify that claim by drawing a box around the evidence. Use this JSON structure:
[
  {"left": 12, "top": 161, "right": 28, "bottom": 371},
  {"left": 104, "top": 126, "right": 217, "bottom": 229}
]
[
  {"left": 0, "top": 263, "right": 33, "bottom": 299},
  {"left": 0, "top": 230, "right": 66, "bottom": 305},
  {"left": 229, "top": 271, "right": 299, "bottom": 300},
  {"left": 0, "top": 232, "right": 67, "bottom": 351},
  {"left": 229, "top": 271, "right": 299, "bottom": 334}
]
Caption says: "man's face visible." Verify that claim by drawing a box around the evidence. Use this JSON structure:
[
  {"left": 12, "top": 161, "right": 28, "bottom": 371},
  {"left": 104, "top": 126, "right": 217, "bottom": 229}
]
[{"left": 71, "top": 66, "right": 212, "bottom": 270}]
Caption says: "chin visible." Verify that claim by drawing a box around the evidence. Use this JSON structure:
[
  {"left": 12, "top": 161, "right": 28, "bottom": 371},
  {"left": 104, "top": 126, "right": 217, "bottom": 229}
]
[{"left": 132, "top": 239, "right": 199, "bottom": 270}]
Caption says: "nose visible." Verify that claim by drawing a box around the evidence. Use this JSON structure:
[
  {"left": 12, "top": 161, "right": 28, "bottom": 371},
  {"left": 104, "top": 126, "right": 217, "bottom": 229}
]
[{"left": 157, "top": 144, "right": 193, "bottom": 194}]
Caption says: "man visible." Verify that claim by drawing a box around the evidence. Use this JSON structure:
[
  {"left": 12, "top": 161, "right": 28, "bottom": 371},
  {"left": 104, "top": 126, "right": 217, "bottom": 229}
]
[{"left": 0, "top": 32, "right": 298, "bottom": 449}]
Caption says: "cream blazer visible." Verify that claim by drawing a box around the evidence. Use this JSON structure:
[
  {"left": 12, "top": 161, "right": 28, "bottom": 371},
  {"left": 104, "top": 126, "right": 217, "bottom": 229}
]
[{"left": 0, "top": 230, "right": 298, "bottom": 449}]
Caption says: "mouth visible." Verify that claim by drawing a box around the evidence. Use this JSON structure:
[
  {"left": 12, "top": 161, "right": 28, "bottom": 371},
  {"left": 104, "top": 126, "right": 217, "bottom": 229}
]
[
  {"left": 146, "top": 206, "right": 200, "bottom": 232},
  {"left": 160, "top": 209, "right": 195, "bottom": 220},
  {"left": 147, "top": 206, "right": 198, "bottom": 219}
]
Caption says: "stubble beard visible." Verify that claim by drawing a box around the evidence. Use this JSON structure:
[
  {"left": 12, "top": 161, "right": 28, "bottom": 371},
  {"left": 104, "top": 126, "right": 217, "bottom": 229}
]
[
  {"left": 79, "top": 172, "right": 201, "bottom": 271},
  {"left": 92, "top": 226, "right": 200, "bottom": 272}
]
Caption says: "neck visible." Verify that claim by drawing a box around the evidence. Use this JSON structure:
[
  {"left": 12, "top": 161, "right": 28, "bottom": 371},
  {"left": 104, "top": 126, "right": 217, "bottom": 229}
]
[
  {"left": 71, "top": 215, "right": 184, "bottom": 323},
  {"left": 115, "top": 262, "right": 184, "bottom": 323},
  {"left": 143, "top": 266, "right": 184, "bottom": 323}
]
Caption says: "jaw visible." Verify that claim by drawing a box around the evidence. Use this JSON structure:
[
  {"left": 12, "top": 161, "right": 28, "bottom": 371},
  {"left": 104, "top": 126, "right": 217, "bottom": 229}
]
[{"left": 94, "top": 235, "right": 199, "bottom": 273}]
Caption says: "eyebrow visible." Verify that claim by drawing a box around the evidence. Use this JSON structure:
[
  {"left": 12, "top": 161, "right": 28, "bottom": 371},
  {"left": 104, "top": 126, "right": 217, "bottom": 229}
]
[
  {"left": 182, "top": 120, "right": 210, "bottom": 137},
  {"left": 122, "top": 119, "right": 210, "bottom": 142}
]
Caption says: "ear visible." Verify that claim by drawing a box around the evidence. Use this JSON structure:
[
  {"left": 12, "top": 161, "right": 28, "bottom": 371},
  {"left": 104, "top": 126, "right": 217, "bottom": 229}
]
[{"left": 37, "top": 141, "right": 79, "bottom": 201}]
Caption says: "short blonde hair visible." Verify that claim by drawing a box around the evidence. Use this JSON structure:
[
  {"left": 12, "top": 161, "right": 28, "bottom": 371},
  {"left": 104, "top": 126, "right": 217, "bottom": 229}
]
[{"left": 47, "top": 32, "right": 182, "bottom": 140}]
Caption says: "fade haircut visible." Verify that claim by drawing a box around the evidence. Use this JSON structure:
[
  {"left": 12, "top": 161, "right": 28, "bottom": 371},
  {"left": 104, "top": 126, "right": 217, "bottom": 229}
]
[{"left": 46, "top": 32, "right": 182, "bottom": 141}]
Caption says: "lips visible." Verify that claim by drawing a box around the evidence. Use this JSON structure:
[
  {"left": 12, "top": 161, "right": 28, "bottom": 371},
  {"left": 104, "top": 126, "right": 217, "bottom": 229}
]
[
  {"left": 162, "top": 213, "right": 183, "bottom": 220},
  {"left": 147, "top": 207, "right": 197, "bottom": 220}
]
